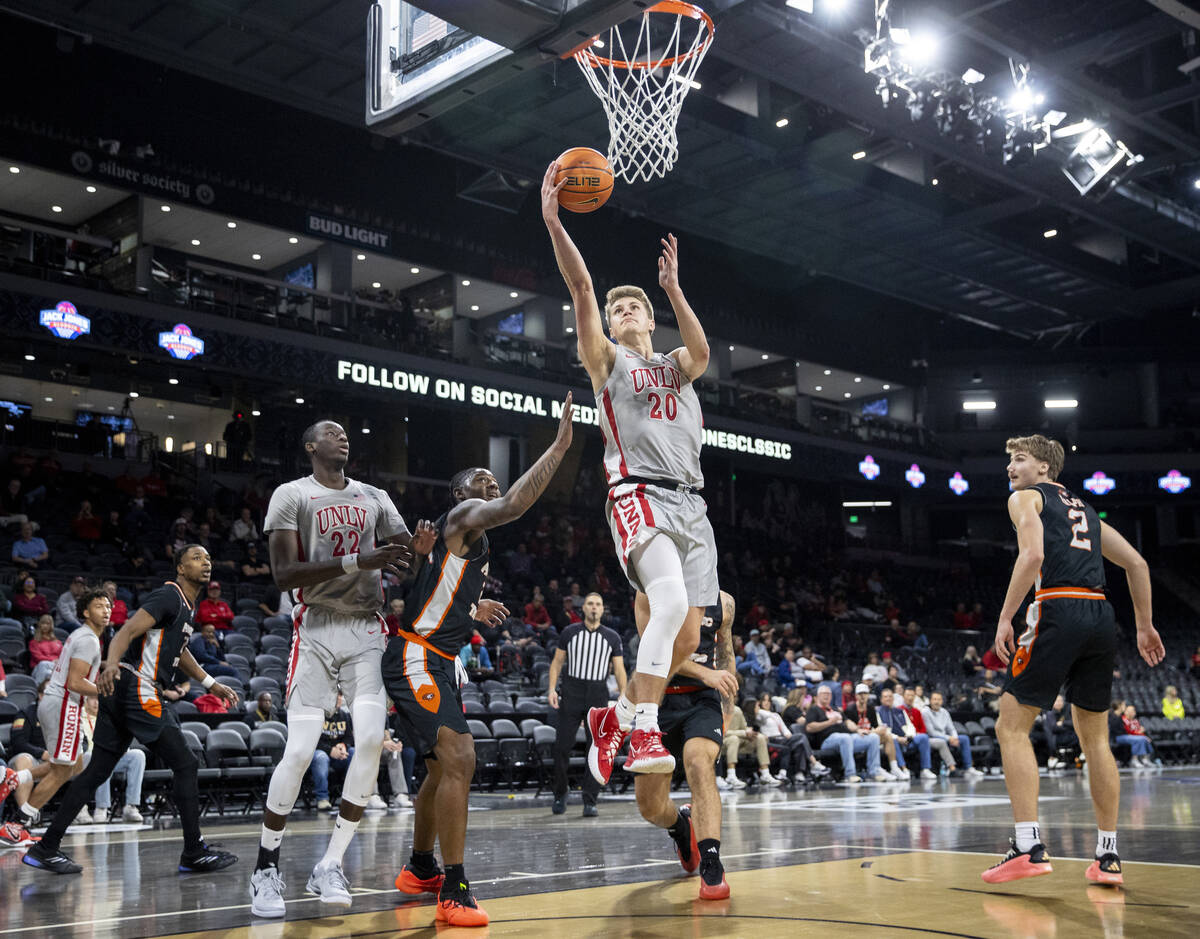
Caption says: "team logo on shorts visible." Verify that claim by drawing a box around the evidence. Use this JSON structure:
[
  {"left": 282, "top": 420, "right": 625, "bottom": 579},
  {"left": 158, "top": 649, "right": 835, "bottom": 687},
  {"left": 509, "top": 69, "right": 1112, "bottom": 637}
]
[{"left": 413, "top": 680, "right": 441, "bottom": 714}]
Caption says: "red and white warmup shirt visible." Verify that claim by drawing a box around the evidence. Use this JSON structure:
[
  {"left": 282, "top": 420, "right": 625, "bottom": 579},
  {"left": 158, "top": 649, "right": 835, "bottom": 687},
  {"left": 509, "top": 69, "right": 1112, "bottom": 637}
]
[
  {"left": 597, "top": 347, "right": 704, "bottom": 488},
  {"left": 42, "top": 627, "right": 101, "bottom": 761}
]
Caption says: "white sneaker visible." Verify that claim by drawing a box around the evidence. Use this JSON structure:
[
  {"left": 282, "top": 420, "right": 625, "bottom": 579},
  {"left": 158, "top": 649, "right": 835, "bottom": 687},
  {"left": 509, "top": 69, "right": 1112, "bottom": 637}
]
[
  {"left": 122, "top": 805, "right": 144, "bottom": 823},
  {"left": 776, "top": 768, "right": 790, "bottom": 781},
  {"left": 74, "top": 807, "right": 93, "bottom": 825},
  {"left": 316, "top": 799, "right": 332, "bottom": 811},
  {"left": 390, "top": 793, "right": 413, "bottom": 807},
  {"left": 306, "top": 860, "right": 352, "bottom": 907},
  {"left": 845, "top": 775, "right": 863, "bottom": 784},
  {"left": 871, "top": 772, "right": 893, "bottom": 783},
  {"left": 726, "top": 774, "right": 747, "bottom": 790},
  {"left": 759, "top": 773, "right": 781, "bottom": 787},
  {"left": 964, "top": 767, "right": 984, "bottom": 779},
  {"left": 365, "top": 794, "right": 388, "bottom": 810},
  {"left": 920, "top": 768, "right": 938, "bottom": 780},
  {"left": 1046, "top": 757, "right": 1060, "bottom": 770},
  {"left": 889, "top": 768, "right": 907, "bottom": 781},
  {"left": 251, "top": 866, "right": 288, "bottom": 918}
]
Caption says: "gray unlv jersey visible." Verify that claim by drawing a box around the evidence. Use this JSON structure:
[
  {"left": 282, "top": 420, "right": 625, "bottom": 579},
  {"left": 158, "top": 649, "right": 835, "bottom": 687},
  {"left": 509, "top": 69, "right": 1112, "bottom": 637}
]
[
  {"left": 598, "top": 347, "right": 704, "bottom": 489},
  {"left": 264, "top": 475, "right": 408, "bottom": 614}
]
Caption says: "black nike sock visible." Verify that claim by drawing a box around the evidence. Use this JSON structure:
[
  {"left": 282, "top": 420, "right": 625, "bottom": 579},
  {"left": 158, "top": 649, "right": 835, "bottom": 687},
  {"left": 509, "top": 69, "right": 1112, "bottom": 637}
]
[
  {"left": 441, "top": 863, "right": 469, "bottom": 899},
  {"left": 409, "top": 849, "right": 440, "bottom": 878},
  {"left": 256, "top": 845, "right": 281, "bottom": 871},
  {"left": 698, "top": 839, "right": 723, "bottom": 884}
]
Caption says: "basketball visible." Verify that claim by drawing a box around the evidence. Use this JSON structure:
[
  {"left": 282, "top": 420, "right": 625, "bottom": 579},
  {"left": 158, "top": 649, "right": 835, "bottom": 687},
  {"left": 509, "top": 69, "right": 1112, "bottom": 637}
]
[{"left": 555, "top": 146, "right": 614, "bottom": 213}]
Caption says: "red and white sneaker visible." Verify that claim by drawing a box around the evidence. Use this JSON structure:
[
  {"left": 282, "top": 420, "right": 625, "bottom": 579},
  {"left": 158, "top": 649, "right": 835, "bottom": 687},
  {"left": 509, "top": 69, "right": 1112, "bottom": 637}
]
[
  {"left": 625, "top": 728, "right": 675, "bottom": 774},
  {"left": 0, "top": 822, "right": 38, "bottom": 848},
  {"left": 587, "top": 706, "right": 627, "bottom": 786},
  {"left": 981, "top": 840, "right": 1053, "bottom": 884},
  {"left": 0, "top": 767, "right": 20, "bottom": 804}
]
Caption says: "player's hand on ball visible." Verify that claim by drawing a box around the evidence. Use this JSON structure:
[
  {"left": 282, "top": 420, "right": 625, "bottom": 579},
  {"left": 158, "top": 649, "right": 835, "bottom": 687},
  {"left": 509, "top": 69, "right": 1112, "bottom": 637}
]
[
  {"left": 658, "top": 232, "right": 680, "bottom": 291},
  {"left": 361, "top": 542, "right": 412, "bottom": 577},
  {"left": 541, "top": 161, "right": 567, "bottom": 224},
  {"left": 411, "top": 519, "right": 437, "bottom": 557},
  {"left": 97, "top": 662, "right": 120, "bottom": 696},
  {"left": 554, "top": 392, "right": 574, "bottom": 451},
  {"left": 993, "top": 619, "right": 1015, "bottom": 665},
  {"left": 473, "top": 599, "right": 509, "bottom": 626}
]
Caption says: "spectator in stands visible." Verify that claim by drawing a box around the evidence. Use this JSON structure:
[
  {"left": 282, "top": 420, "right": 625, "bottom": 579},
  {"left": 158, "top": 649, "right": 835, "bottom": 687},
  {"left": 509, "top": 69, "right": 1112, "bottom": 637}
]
[
  {"left": 962, "top": 645, "right": 984, "bottom": 677},
  {"left": 458, "top": 634, "right": 494, "bottom": 680},
  {"left": 1162, "top": 685, "right": 1185, "bottom": 720},
  {"left": 1120, "top": 705, "right": 1155, "bottom": 768},
  {"left": 101, "top": 581, "right": 128, "bottom": 629},
  {"left": 0, "top": 660, "right": 7, "bottom": 697},
  {"left": 247, "top": 692, "right": 283, "bottom": 727},
  {"left": 879, "top": 663, "right": 905, "bottom": 694},
  {"left": 100, "top": 509, "right": 126, "bottom": 552},
  {"left": 223, "top": 411, "right": 252, "bottom": 466},
  {"left": 796, "top": 646, "right": 827, "bottom": 684},
  {"left": 187, "top": 623, "right": 240, "bottom": 681},
  {"left": 971, "top": 669, "right": 1003, "bottom": 713},
  {"left": 753, "top": 693, "right": 825, "bottom": 783},
  {"left": 742, "top": 629, "right": 771, "bottom": 676},
  {"left": 12, "top": 522, "right": 49, "bottom": 571},
  {"left": 805, "top": 684, "right": 887, "bottom": 783},
  {"left": 79, "top": 695, "right": 145, "bottom": 823},
  {"left": 12, "top": 574, "right": 50, "bottom": 629},
  {"left": 775, "top": 649, "right": 801, "bottom": 690},
  {"left": 240, "top": 542, "right": 271, "bottom": 585},
  {"left": 559, "top": 597, "right": 582, "bottom": 628},
  {"left": 861, "top": 652, "right": 887, "bottom": 688},
  {"left": 922, "top": 691, "right": 983, "bottom": 778},
  {"left": 310, "top": 694, "right": 353, "bottom": 810},
  {"left": 1, "top": 478, "right": 28, "bottom": 529},
  {"left": 1190, "top": 646, "right": 1200, "bottom": 679},
  {"left": 952, "top": 602, "right": 973, "bottom": 630},
  {"left": 56, "top": 575, "right": 88, "bottom": 630},
  {"left": 524, "top": 589, "right": 551, "bottom": 629},
  {"left": 28, "top": 615, "right": 63, "bottom": 667},
  {"left": 877, "top": 687, "right": 935, "bottom": 779},
  {"left": 70, "top": 500, "right": 102, "bottom": 545},
  {"left": 196, "top": 581, "right": 235, "bottom": 631},
  {"left": 902, "top": 686, "right": 950, "bottom": 775},
  {"left": 164, "top": 521, "right": 190, "bottom": 563},
  {"left": 196, "top": 523, "right": 236, "bottom": 577},
  {"left": 382, "top": 716, "right": 415, "bottom": 808},
  {"left": 818, "top": 667, "right": 843, "bottom": 708},
  {"left": 906, "top": 621, "right": 929, "bottom": 650},
  {"left": 718, "top": 703, "right": 761, "bottom": 789},
  {"left": 782, "top": 687, "right": 810, "bottom": 725},
  {"left": 843, "top": 683, "right": 902, "bottom": 779},
  {"left": 383, "top": 598, "right": 405, "bottom": 637},
  {"left": 1040, "top": 695, "right": 1076, "bottom": 769},
  {"left": 230, "top": 506, "right": 259, "bottom": 544}
]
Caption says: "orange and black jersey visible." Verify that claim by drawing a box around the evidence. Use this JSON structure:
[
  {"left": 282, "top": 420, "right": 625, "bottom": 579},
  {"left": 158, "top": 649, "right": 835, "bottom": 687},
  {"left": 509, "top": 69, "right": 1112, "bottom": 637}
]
[
  {"left": 400, "top": 513, "right": 489, "bottom": 660},
  {"left": 666, "top": 599, "right": 722, "bottom": 692},
  {"left": 121, "top": 581, "right": 196, "bottom": 685},
  {"left": 1030, "top": 482, "right": 1106, "bottom": 592}
]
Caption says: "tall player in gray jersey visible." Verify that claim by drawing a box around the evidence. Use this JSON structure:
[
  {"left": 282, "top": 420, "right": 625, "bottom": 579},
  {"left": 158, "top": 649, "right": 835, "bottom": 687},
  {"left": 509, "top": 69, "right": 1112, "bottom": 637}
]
[
  {"left": 250, "top": 419, "right": 434, "bottom": 918},
  {"left": 542, "top": 160, "right": 718, "bottom": 782}
]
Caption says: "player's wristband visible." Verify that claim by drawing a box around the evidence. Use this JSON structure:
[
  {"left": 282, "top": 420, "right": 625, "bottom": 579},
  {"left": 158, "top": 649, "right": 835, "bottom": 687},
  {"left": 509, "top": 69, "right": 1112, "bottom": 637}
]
[
  {"left": 201, "top": 674, "right": 216, "bottom": 690},
  {"left": 341, "top": 553, "right": 359, "bottom": 574}
]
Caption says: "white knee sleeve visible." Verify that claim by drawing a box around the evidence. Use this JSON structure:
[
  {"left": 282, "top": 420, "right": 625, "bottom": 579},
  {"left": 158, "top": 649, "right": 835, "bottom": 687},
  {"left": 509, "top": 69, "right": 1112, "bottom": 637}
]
[
  {"left": 636, "top": 575, "right": 689, "bottom": 678},
  {"left": 341, "top": 698, "right": 387, "bottom": 806},
  {"left": 265, "top": 708, "right": 324, "bottom": 815}
]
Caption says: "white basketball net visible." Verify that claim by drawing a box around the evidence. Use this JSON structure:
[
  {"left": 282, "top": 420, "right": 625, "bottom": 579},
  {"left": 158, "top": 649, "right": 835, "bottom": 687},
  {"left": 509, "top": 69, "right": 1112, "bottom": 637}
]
[{"left": 573, "top": 2, "right": 713, "bottom": 184}]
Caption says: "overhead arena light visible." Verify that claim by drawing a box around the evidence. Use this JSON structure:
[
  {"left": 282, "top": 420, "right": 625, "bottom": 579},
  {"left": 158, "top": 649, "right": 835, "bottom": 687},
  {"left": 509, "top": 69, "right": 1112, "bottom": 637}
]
[
  {"left": 842, "top": 501, "right": 893, "bottom": 508},
  {"left": 785, "top": 0, "right": 814, "bottom": 10},
  {"left": 1052, "top": 119, "right": 1092, "bottom": 139},
  {"left": 1045, "top": 398, "right": 1078, "bottom": 409},
  {"left": 962, "top": 400, "right": 996, "bottom": 410},
  {"left": 1063, "top": 128, "right": 1136, "bottom": 195},
  {"left": 961, "top": 68, "right": 986, "bottom": 84}
]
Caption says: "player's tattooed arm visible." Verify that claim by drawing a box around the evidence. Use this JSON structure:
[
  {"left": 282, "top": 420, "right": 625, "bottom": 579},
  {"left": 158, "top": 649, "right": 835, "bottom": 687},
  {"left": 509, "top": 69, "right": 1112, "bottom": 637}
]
[
  {"left": 447, "top": 394, "right": 574, "bottom": 538},
  {"left": 715, "top": 590, "right": 737, "bottom": 719}
]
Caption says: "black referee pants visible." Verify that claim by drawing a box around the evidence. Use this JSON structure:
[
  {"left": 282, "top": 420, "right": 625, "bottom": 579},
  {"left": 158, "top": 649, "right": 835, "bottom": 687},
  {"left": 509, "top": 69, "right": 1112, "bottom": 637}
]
[{"left": 553, "top": 676, "right": 610, "bottom": 803}]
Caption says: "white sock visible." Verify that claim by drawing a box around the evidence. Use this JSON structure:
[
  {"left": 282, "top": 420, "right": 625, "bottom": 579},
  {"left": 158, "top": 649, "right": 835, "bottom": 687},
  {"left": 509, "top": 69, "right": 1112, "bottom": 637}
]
[
  {"left": 1015, "top": 821, "right": 1041, "bottom": 852},
  {"left": 633, "top": 703, "right": 659, "bottom": 733},
  {"left": 19, "top": 802, "right": 38, "bottom": 822},
  {"left": 615, "top": 695, "right": 636, "bottom": 731},
  {"left": 321, "top": 813, "right": 361, "bottom": 866},
  {"left": 15, "top": 769, "right": 32, "bottom": 786},
  {"left": 260, "top": 824, "right": 285, "bottom": 851},
  {"left": 1096, "top": 829, "right": 1117, "bottom": 858}
]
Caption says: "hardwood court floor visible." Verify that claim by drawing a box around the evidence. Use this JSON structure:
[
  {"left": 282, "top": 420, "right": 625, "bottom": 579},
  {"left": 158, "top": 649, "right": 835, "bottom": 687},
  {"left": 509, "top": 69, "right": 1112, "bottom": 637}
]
[{"left": 2, "top": 768, "right": 1197, "bottom": 938}]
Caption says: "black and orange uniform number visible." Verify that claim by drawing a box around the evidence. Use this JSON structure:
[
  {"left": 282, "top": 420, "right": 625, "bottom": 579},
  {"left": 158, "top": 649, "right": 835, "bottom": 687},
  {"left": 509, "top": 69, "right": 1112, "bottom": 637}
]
[
  {"left": 381, "top": 514, "right": 489, "bottom": 756},
  {"left": 659, "top": 600, "right": 725, "bottom": 755},
  {"left": 1006, "top": 481, "right": 1117, "bottom": 712}
]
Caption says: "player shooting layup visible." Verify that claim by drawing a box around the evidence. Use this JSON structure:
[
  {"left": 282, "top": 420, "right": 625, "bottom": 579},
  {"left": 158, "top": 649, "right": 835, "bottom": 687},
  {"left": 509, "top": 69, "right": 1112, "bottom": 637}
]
[{"left": 542, "top": 160, "right": 718, "bottom": 782}]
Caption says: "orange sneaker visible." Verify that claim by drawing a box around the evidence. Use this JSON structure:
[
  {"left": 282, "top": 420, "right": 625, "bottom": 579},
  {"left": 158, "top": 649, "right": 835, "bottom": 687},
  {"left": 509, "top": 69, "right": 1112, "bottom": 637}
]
[
  {"left": 395, "top": 864, "right": 444, "bottom": 894},
  {"left": 1086, "top": 854, "right": 1123, "bottom": 886},
  {"left": 436, "top": 892, "right": 489, "bottom": 927},
  {"left": 698, "top": 861, "right": 730, "bottom": 900},
  {"left": 625, "top": 728, "right": 675, "bottom": 774},
  {"left": 981, "top": 840, "right": 1053, "bottom": 884}
]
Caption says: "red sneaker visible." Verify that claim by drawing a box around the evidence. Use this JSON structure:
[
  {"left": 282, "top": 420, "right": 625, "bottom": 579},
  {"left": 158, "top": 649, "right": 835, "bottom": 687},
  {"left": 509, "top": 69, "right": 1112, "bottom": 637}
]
[
  {"left": 698, "top": 871, "right": 730, "bottom": 900},
  {"left": 673, "top": 804, "right": 699, "bottom": 873},
  {"left": 0, "top": 767, "right": 19, "bottom": 804},
  {"left": 981, "top": 840, "right": 1053, "bottom": 884},
  {"left": 587, "top": 706, "right": 627, "bottom": 785},
  {"left": 394, "top": 864, "right": 444, "bottom": 894},
  {"left": 0, "top": 822, "right": 38, "bottom": 848},
  {"left": 1086, "top": 854, "right": 1123, "bottom": 886},
  {"left": 625, "top": 728, "right": 675, "bottom": 774},
  {"left": 436, "top": 893, "right": 489, "bottom": 927}
]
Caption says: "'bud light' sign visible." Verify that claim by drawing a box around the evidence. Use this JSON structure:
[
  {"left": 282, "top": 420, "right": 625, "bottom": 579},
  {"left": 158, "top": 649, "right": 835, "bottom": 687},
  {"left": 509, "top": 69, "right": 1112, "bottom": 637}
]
[
  {"left": 948, "top": 472, "right": 969, "bottom": 496},
  {"left": 39, "top": 301, "right": 90, "bottom": 339},
  {"left": 158, "top": 323, "right": 205, "bottom": 360},
  {"left": 1083, "top": 471, "right": 1116, "bottom": 496},
  {"left": 1158, "top": 470, "right": 1192, "bottom": 495},
  {"left": 905, "top": 463, "right": 926, "bottom": 488},
  {"left": 858, "top": 455, "right": 880, "bottom": 480}
]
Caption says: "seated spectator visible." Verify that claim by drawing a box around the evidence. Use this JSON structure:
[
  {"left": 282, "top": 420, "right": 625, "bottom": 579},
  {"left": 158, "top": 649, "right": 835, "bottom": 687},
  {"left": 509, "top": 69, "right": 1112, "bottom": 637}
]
[
  {"left": 101, "top": 509, "right": 127, "bottom": 552},
  {"left": 1, "top": 478, "right": 28, "bottom": 528},
  {"left": 860, "top": 651, "right": 887, "bottom": 687},
  {"left": 524, "top": 589, "right": 551, "bottom": 629},
  {"left": 70, "top": 500, "right": 102, "bottom": 544},
  {"left": 12, "top": 573, "right": 50, "bottom": 629},
  {"left": 971, "top": 669, "right": 1003, "bottom": 713},
  {"left": 741, "top": 629, "right": 771, "bottom": 676},
  {"left": 781, "top": 687, "right": 810, "bottom": 725},
  {"left": 882, "top": 652, "right": 908, "bottom": 682},
  {"left": 196, "top": 581, "right": 235, "bottom": 631},
  {"left": 962, "top": 645, "right": 984, "bottom": 677},
  {"left": 28, "top": 615, "right": 63, "bottom": 667},
  {"left": 952, "top": 602, "right": 973, "bottom": 630},
  {"left": 382, "top": 714, "right": 415, "bottom": 808},
  {"left": 906, "top": 621, "right": 929, "bottom": 650},
  {"left": 240, "top": 542, "right": 272, "bottom": 584},
  {"left": 911, "top": 684, "right": 928, "bottom": 709},
  {"left": 817, "top": 667, "right": 843, "bottom": 708},
  {"left": 1040, "top": 694, "right": 1076, "bottom": 769},
  {"left": 722, "top": 700, "right": 776, "bottom": 788},
  {"left": 877, "top": 687, "right": 934, "bottom": 779},
  {"left": 56, "top": 575, "right": 88, "bottom": 630},
  {"left": 164, "top": 521, "right": 190, "bottom": 563},
  {"left": 310, "top": 694, "right": 353, "bottom": 810},
  {"left": 879, "top": 663, "right": 905, "bottom": 694},
  {"left": 589, "top": 562, "right": 611, "bottom": 597},
  {"left": 796, "top": 646, "right": 826, "bottom": 684},
  {"left": 12, "top": 522, "right": 49, "bottom": 571},
  {"left": 1119, "top": 704, "right": 1155, "bottom": 767},
  {"left": 79, "top": 696, "right": 145, "bottom": 823},
  {"left": 529, "top": 617, "right": 559, "bottom": 652},
  {"left": 247, "top": 691, "right": 283, "bottom": 727},
  {"left": 923, "top": 690, "right": 983, "bottom": 778},
  {"left": 230, "top": 506, "right": 259, "bottom": 544},
  {"left": 775, "top": 649, "right": 801, "bottom": 690},
  {"left": 1163, "top": 685, "right": 1185, "bottom": 720},
  {"left": 560, "top": 596, "right": 582, "bottom": 628},
  {"left": 187, "top": 623, "right": 240, "bottom": 680},
  {"left": 842, "top": 683, "right": 902, "bottom": 778},
  {"left": 384, "top": 598, "right": 405, "bottom": 636},
  {"left": 459, "top": 633, "right": 494, "bottom": 679},
  {"left": 753, "top": 692, "right": 824, "bottom": 783},
  {"left": 102, "top": 581, "right": 128, "bottom": 629},
  {"left": 805, "top": 684, "right": 887, "bottom": 783},
  {"left": 196, "top": 523, "right": 236, "bottom": 575}
]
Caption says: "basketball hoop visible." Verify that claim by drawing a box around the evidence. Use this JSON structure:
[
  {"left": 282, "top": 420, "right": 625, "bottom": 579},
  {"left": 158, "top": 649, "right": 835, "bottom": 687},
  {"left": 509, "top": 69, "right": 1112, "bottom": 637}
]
[{"left": 570, "top": 1, "right": 714, "bottom": 184}]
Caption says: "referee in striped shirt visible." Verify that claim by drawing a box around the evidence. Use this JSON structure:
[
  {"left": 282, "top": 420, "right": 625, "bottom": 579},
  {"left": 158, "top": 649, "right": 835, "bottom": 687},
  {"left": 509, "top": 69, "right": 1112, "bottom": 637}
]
[{"left": 548, "top": 593, "right": 626, "bottom": 817}]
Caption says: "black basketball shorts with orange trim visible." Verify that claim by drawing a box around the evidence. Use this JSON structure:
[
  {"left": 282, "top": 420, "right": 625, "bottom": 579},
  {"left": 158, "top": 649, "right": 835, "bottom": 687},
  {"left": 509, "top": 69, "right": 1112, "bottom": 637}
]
[
  {"left": 1004, "top": 597, "right": 1117, "bottom": 712},
  {"left": 382, "top": 636, "right": 468, "bottom": 758},
  {"left": 660, "top": 688, "right": 724, "bottom": 756}
]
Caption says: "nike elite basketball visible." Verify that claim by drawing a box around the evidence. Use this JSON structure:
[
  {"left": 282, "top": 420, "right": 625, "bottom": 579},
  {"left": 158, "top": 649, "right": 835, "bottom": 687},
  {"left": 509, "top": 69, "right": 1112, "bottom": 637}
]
[{"left": 555, "top": 147, "right": 614, "bottom": 214}]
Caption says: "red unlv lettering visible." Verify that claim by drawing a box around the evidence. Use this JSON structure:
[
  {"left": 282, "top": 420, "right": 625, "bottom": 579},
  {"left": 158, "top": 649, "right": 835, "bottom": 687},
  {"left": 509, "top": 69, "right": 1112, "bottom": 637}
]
[
  {"left": 316, "top": 504, "right": 368, "bottom": 535},
  {"left": 630, "top": 365, "right": 682, "bottom": 395}
]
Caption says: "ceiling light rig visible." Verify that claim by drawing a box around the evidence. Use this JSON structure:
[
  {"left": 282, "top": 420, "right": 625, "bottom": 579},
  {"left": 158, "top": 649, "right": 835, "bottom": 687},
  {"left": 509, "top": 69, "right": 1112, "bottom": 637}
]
[{"left": 857, "top": 0, "right": 1141, "bottom": 196}]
